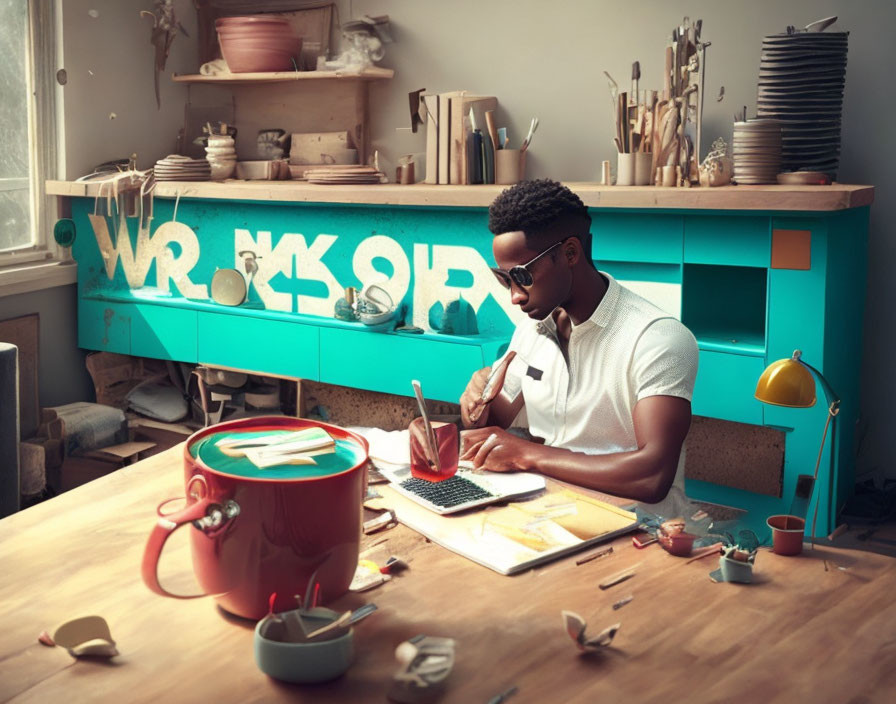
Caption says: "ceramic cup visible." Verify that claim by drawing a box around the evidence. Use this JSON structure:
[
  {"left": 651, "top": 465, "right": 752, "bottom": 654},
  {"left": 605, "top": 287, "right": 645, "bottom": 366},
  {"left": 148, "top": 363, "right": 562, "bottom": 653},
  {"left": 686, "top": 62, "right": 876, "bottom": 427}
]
[
  {"left": 495, "top": 149, "right": 522, "bottom": 185},
  {"left": 767, "top": 514, "right": 805, "bottom": 556},
  {"left": 254, "top": 620, "right": 354, "bottom": 683},
  {"left": 142, "top": 417, "right": 369, "bottom": 619},
  {"left": 409, "top": 418, "right": 459, "bottom": 482},
  {"left": 661, "top": 164, "right": 677, "bottom": 187},
  {"left": 616, "top": 153, "right": 636, "bottom": 186},
  {"left": 634, "top": 152, "right": 653, "bottom": 186},
  {"left": 717, "top": 548, "right": 755, "bottom": 583}
]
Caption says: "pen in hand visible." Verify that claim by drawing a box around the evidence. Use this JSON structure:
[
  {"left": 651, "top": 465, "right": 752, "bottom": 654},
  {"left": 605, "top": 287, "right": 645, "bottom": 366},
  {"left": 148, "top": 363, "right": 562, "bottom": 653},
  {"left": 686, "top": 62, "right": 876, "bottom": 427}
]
[{"left": 470, "top": 351, "right": 517, "bottom": 423}]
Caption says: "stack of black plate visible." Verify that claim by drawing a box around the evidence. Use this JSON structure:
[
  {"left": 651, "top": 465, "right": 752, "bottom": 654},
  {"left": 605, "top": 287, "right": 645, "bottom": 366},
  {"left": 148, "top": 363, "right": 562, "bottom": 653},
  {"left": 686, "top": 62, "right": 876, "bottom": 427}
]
[{"left": 756, "top": 29, "right": 847, "bottom": 179}]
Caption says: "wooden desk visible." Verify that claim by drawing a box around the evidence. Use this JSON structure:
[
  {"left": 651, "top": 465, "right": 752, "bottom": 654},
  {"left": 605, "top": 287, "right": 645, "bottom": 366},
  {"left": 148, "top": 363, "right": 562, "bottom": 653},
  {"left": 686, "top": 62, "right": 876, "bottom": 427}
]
[{"left": 2, "top": 445, "right": 894, "bottom": 703}]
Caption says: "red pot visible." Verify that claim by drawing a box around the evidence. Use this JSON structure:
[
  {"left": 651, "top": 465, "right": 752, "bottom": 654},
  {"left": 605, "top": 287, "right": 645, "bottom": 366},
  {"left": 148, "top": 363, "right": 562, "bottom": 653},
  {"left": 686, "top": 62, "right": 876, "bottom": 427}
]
[
  {"left": 142, "top": 417, "right": 368, "bottom": 620},
  {"left": 215, "top": 15, "right": 290, "bottom": 27},
  {"left": 767, "top": 514, "right": 805, "bottom": 556},
  {"left": 219, "top": 38, "right": 302, "bottom": 72}
]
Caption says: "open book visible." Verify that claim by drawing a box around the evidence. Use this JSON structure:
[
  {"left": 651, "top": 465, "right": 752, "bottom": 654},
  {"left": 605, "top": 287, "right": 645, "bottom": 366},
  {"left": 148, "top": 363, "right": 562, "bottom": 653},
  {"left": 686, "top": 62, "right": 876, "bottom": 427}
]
[
  {"left": 215, "top": 427, "right": 335, "bottom": 468},
  {"left": 379, "top": 483, "right": 638, "bottom": 575}
]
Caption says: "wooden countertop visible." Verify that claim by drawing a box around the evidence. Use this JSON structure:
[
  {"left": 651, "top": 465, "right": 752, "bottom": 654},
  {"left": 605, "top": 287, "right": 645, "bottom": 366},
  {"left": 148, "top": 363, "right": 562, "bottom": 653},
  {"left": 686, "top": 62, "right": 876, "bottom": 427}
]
[
  {"left": 1, "top": 444, "right": 895, "bottom": 702},
  {"left": 46, "top": 180, "right": 875, "bottom": 212}
]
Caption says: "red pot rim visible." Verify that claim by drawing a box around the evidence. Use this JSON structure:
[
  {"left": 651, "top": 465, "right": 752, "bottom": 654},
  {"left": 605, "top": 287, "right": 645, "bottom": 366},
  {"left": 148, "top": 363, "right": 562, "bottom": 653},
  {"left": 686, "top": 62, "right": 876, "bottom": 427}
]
[
  {"left": 216, "top": 16, "right": 290, "bottom": 25},
  {"left": 184, "top": 416, "right": 369, "bottom": 483},
  {"left": 766, "top": 514, "right": 806, "bottom": 532}
]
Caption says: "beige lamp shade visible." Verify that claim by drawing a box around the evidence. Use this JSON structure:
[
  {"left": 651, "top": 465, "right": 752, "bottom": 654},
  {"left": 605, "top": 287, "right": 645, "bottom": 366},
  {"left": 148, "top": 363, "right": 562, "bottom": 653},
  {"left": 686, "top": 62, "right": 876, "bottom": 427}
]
[{"left": 755, "top": 354, "right": 817, "bottom": 408}]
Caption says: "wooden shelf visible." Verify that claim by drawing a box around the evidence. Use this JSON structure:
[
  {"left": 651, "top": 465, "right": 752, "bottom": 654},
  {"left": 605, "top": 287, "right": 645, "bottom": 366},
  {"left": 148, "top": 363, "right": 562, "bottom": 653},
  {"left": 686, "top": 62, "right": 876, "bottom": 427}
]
[
  {"left": 171, "top": 67, "right": 394, "bottom": 84},
  {"left": 46, "top": 180, "right": 875, "bottom": 212}
]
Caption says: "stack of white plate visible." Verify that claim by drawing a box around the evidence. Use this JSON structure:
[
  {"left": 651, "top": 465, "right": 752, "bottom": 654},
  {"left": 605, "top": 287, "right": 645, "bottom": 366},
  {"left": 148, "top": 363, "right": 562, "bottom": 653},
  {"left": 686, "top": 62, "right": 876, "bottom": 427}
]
[
  {"left": 153, "top": 155, "right": 211, "bottom": 182},
  {"left": 732, "top": 119, "right": 782, "bottom": 184},
  {"left": 756, "top": 28, "right": 847, "bottom": 178}
]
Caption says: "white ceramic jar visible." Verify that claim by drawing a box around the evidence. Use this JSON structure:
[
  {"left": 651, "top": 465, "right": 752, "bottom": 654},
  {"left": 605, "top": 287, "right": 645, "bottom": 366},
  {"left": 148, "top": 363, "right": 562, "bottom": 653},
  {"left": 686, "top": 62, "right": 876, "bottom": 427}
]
[{"left": 205, "top": 135, "right": 237, "bottom": 180}]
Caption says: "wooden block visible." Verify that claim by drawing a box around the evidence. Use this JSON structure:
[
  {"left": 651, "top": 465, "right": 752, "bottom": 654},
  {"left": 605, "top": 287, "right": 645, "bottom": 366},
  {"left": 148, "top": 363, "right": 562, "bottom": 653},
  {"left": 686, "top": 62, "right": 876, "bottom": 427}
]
[
  {"left": 289, "top": 131, "right": 351, "bottom": 164},
  {"left": 83, "top": 441, "right": 157, "bottom": 464},
  {"left": 57, "top": 456, "right": 120, "bottom": 492},
  {"left": 26, "top": 436, "right": 64, "bottom": 469},
  {"left": 771, "top": 229, "right": 811, "bottom": 270},
  {"left": 685, "top": 416, "right": 785, "bottom": 497}
]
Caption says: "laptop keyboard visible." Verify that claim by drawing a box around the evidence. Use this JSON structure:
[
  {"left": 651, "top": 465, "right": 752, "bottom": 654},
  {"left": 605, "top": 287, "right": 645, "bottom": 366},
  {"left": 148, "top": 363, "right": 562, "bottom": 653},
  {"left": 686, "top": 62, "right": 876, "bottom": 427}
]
[{"left": 399, "top": 475, "right": 495, "bottom": 509}]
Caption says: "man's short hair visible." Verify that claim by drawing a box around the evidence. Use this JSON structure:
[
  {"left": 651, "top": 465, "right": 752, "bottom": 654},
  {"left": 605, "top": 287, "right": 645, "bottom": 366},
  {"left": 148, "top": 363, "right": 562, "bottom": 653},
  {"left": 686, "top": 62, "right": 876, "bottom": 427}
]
[{"left": 488, "top": 179, "right": 592, "bottom": 251}]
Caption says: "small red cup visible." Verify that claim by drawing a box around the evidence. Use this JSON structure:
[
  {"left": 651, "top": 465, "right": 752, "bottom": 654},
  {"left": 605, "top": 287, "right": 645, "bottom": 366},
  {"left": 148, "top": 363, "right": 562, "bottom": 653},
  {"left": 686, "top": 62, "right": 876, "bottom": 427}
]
[
  {"left": 409, "top": 419, "right": 458, "bottom": 482},
  {"left": 767, "top": 514, "right": 805, "bottom": 556}
]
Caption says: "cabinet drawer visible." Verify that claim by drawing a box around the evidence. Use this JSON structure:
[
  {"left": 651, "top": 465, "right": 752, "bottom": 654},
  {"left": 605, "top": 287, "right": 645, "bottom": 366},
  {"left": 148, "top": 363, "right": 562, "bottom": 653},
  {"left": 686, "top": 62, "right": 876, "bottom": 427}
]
[
  {"left": 320, "top": 329, "right": 484, "bottom": 402},
  {"left": 691, "top": 350, "right": 765, "bottom": 425},
  {"left": 79, "top": 299, "right": 130, "bottom": 354},
  {"left": 684, "top": 216, "right": 770, "bottom": 267},
  {"left": 198, "top": 312, "right": 319, "bottom": 379},
  {"left": 132, "top": 304, "right": 197, "bottom": 362},
  {"left": 592, "top": 213, "right": 683, "bottom": 264}
]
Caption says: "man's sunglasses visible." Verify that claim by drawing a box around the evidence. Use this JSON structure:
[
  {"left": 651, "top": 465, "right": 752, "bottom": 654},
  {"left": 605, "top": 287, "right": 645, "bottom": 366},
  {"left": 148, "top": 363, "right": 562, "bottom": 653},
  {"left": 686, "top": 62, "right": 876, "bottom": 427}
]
[{"left": 490, "top": 240, "right": 565, "bottom": 289}]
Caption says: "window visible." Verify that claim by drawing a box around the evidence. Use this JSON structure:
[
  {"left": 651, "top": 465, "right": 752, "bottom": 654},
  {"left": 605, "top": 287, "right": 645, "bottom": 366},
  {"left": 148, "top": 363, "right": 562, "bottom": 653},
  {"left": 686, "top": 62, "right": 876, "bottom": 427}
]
[{"left": 0, "top": 0, "right": 57, "bottom": 267}]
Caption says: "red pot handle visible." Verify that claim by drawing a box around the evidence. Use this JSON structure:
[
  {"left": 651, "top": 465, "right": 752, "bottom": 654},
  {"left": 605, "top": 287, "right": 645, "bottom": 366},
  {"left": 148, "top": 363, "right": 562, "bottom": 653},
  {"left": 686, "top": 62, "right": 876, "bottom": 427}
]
[{"left": 142, "top": 496, "right": 214, "bottom": 599}]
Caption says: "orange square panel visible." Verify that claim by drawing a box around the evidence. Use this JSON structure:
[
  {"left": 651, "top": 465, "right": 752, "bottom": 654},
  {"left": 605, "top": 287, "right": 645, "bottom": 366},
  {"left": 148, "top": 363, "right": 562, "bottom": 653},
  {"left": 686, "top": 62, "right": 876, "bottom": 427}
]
[{"left": 771, "top": 229, "right": 811, "bottom": 270}]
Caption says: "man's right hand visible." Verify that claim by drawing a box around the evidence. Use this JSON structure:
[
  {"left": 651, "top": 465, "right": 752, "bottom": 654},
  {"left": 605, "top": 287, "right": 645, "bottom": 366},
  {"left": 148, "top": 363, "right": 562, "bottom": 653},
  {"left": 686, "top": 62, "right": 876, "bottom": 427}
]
[
  {"left": 459, "top": 351, "right": 516, "bottom": 429},
  {"left": 460, "top": 366, "right": 493, "bottom": 428}
]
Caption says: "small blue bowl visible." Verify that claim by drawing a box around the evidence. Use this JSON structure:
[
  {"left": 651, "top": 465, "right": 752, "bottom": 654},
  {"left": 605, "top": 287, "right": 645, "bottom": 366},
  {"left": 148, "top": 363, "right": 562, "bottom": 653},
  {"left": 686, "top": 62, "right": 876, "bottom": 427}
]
[{"left": 254, "top": 618, "right": 354, "bottom": 683}]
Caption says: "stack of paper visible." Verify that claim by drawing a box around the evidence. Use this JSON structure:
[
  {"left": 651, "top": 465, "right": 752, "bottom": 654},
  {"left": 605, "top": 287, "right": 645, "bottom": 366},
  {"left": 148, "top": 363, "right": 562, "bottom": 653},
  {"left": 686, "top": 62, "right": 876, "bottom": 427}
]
[{"left": 215, "top": 427, "right": 335, "bottom": 468}]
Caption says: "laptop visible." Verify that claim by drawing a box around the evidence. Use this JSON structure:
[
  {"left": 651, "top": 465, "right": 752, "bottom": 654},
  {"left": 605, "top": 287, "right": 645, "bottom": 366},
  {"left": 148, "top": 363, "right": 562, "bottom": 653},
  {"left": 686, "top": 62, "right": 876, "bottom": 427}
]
[{"left": 374, "top": 460, "right": 546, "bottom": 515}]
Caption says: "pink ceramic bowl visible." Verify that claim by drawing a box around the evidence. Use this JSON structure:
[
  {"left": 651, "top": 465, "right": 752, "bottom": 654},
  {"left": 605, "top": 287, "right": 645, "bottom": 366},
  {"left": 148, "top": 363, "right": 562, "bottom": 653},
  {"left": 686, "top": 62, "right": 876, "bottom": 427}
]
[
  {"left": 219, "top": 37, "right": 302, "bottom": 72},
  {"left": 222, "top": 48, "right": 295, "bottom": 72},
  {"left": 217, "top": 29, "right": 295, "bottom": 40}
]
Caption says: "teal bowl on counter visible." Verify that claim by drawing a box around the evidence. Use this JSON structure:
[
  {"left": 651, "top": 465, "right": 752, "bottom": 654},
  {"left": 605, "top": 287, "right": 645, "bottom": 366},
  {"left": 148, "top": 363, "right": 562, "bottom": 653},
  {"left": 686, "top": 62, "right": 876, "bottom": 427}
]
[{"left": 254, "top": 619, "right": 354, "bottom": 683}]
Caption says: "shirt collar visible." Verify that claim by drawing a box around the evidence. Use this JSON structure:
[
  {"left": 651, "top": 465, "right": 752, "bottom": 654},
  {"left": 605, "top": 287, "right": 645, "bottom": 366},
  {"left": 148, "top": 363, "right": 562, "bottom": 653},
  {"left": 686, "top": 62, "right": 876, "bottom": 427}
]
[
  {"left": 587, "top": 271, "right": 619, "bottom": 328},
  {"left": 535, "top": 271, "right": 618, "bottom": 335}
]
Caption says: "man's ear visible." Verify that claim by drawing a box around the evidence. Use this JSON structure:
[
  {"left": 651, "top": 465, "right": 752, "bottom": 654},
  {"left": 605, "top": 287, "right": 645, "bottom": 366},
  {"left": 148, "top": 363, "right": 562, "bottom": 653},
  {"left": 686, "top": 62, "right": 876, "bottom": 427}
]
[{"left": 564, "top": 238, "right": 582, "bottom": 266}]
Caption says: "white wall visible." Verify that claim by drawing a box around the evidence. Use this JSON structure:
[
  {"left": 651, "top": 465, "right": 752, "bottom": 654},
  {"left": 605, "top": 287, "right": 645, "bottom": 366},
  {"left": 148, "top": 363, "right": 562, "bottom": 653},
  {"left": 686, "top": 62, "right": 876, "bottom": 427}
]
[
  {"left": 56, "top": 0, "right": 894, "bottom": 480},
  {"left": 59, "top": 0, "right": 196, "bottom": 177}
]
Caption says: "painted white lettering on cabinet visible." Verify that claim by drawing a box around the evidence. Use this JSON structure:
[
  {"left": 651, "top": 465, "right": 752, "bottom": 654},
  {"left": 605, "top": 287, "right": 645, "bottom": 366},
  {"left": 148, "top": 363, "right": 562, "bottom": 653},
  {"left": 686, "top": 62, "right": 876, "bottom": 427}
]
[
  {"left": 352, "top": 235, "right": 411, "bottom": 311},
  {"left": 412, "top": 244, "right": 521, "bottom": 329},
  {"left": 90, "top": 215, "right": 208, "bottom": 297},
  {"left": 233, "top": 229, "right": 342, "bottom": 315}
]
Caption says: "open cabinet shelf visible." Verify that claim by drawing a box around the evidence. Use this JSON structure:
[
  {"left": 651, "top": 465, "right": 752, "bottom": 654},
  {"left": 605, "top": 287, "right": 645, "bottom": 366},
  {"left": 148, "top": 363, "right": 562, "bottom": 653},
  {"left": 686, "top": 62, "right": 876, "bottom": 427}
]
[{"left": 172, "top": 67, "right": 394, "bottom": 84}]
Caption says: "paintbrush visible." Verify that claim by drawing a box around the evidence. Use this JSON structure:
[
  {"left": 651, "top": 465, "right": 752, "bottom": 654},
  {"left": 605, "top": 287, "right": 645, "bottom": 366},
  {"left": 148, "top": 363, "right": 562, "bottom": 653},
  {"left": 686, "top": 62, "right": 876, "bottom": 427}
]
[
  {"left": 470, "top": 351, "right": 517, "bottom": 422},
  {"left": 411, "top": 379, "right": 441, "bottom": 472}
]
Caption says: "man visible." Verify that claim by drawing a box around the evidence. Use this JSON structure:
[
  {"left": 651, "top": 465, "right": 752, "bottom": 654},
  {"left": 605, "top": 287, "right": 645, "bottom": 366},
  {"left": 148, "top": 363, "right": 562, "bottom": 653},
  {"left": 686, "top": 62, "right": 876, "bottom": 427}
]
[{"left": 460, "top": 179, "right": 698, "bottom": 509}]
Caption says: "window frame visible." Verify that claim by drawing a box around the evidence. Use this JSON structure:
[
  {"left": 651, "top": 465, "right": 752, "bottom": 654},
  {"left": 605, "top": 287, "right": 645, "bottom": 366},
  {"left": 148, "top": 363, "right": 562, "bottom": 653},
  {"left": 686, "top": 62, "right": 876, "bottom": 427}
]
[{"left": 0, "top": 0, "right": 67, "bottom": 293}]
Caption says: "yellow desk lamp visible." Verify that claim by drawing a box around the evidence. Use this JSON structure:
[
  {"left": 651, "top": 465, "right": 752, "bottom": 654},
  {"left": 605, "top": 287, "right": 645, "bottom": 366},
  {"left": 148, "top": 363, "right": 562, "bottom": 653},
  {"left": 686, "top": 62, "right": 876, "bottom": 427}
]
[{"left": 755, "top": 349, "right": 840, "bottom": 546}]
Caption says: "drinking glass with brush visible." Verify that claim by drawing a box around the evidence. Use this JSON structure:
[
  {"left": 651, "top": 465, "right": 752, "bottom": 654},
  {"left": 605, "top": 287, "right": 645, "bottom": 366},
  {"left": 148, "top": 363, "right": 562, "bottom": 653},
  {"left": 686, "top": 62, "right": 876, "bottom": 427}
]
[{"left": 409, "top": 380, "right": 459, "bottom": 482}]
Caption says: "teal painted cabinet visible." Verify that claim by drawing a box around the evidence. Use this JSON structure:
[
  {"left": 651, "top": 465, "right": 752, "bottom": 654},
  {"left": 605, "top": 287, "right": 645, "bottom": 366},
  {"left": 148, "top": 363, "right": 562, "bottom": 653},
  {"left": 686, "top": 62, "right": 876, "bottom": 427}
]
[{"left": 67, "top": 190, "right": 869, "bottom": 536}]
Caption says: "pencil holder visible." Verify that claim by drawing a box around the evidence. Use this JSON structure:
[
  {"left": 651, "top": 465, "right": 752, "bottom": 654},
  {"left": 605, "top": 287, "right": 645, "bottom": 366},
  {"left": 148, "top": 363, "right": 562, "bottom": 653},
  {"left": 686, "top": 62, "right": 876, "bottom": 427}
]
[
  {"left": 634, "top": 152, "right": 653, "bottom": 186},
  {"left": 495, "top": 149, "right": 522, "bottom": 185},
  {"left": 616, "top": 153, "right": 636, "bottom": 186}
]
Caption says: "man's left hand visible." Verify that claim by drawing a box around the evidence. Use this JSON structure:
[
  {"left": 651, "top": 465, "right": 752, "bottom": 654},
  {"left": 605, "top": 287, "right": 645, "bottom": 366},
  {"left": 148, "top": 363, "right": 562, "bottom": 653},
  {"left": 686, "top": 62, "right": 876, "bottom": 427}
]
[{"left": 460, "top": 427, "right": 536, "bottom": 473}]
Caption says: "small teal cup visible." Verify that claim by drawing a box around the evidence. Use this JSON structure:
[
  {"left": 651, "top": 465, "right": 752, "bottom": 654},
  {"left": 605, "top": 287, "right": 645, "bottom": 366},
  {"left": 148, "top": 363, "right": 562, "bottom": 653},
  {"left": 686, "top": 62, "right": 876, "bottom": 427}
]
[{"left": 254, "top": 617, "right": 354, "bottom": 683}]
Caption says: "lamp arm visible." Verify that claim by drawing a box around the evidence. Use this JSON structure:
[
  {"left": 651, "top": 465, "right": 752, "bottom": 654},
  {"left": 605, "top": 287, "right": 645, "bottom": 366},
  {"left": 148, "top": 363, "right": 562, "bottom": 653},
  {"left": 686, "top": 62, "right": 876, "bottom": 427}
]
[{"left": 799, "top": 360, "right": 840, "bottom": 414}]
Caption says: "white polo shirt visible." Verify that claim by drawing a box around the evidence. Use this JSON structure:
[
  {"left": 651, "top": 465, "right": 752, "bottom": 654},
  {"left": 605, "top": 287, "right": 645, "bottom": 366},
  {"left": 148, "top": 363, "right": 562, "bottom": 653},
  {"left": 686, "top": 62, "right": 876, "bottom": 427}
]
[{"left": 504, "top": 272, "right": 698, "bottom": 512}]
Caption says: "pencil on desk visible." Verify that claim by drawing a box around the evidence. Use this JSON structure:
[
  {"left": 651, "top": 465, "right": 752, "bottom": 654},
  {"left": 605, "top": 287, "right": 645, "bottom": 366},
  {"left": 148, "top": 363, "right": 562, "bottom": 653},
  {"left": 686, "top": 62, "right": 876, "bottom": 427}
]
[
  {"left": 599, "top": 561, "right": 642, "bottom": 589},
  {"left": 576, "top": 545, "right": 613, "bottom": 566}
]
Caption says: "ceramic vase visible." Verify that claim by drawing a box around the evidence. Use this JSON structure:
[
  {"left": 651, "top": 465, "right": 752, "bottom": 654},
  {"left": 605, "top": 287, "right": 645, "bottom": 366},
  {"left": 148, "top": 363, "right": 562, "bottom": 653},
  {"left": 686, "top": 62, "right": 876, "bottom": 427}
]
[{"left": 206, "top": 135, "right": 237, "bottom": 180}]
